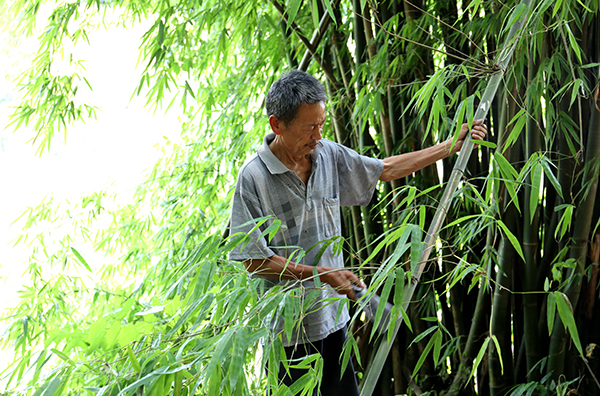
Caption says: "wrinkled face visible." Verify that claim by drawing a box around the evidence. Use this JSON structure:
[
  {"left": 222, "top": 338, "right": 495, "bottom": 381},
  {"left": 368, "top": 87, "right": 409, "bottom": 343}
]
[{"left": 276, "top": 101, "right": 326, "bottom": 156}]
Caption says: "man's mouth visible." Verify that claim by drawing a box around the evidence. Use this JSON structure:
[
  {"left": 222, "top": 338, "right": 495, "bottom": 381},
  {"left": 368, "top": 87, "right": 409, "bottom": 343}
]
[{"left": 307, "top": 141, "right": 318, "bottom": 149}]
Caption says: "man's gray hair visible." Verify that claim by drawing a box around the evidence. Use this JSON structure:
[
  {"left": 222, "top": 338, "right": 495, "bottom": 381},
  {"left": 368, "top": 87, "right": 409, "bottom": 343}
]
[{"left": 266, "top": 70, "right": 327, "bottom": 125}]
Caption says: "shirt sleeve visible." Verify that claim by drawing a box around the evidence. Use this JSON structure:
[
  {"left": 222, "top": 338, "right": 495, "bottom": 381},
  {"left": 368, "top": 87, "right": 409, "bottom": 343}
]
[
  {"left": 334, "top": 143, "right": 384, "bottom": 207},
  {"left": 228, "top": 171, "right": 276, "bottom": 261}
]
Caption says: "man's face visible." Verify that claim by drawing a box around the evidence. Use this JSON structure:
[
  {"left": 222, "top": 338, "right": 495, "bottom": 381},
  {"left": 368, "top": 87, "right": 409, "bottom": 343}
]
[{"left": 276, "top": 101, "right": 326, "bottom": 156}]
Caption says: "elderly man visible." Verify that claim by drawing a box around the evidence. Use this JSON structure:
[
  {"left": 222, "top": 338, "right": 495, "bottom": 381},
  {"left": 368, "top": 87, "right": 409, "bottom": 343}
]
[{"left": 229, "top": 70, "right": 486, "bottom": 395}]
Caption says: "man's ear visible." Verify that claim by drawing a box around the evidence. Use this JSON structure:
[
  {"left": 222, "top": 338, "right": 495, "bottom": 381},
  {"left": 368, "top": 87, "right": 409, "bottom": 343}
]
[{"left": 269, "top": 115, "right": 284, "bottom": 136}]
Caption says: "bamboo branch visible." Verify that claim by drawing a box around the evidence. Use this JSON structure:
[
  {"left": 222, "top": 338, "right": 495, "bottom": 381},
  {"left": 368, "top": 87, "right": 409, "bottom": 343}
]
[
  {"left": 360, "top": 1, "right": 535, "bottom": 394},
  {"left": 403, "top": 0, "right": 490, "bottom": 63},
  {"left": 270, "top": 0, "right": 339, "bottom": 85},
  {"left": 298, "top": 1, "right": 338, "bottom": 71}
]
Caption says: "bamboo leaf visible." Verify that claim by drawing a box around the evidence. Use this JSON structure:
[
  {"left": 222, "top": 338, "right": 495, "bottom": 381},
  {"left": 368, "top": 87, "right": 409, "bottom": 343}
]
[
  {"left": 409, "top": 325, "right": 437, "bottom": 347},
  {"left": 372, "top": 273, "right": 394, "bottom": 340},
  {"left": 502, "top": 3, "right": 527, "bottom": 34},
  {"left": 432, "top": 330, "right": 442, "bottom": 366},
  {"left": 321, "top": 0, "right": 337, "bottom": 24},
  {"left": 565, "top": 25, "right": 582, "bottom": 63},
  {"left": 555, "top": 205, "right": 574, "bottom": 240},
  {"left": 570, "top": 79, "right": 581, "bottom": 107},
  {"left": 394, "top": 268, "right": 405, "bottom": 307},
  {"left": 529, "top": 161, "right": 542, "bottom": 224},
  {"left": 411, "top": 328, "right": 438, "bottom": 379},
  {"left": 311, "top": 0, "right": 319, "bottom": 27},
  {"left": 127, "top": 346, "right": 141, "bottom": 373},
  {"left": 495, "top": 154, "right": 521, "bottom": 212},
  {"left": 502, "top": 109, "right": 527, "bottom": 153},
  {"left": 229, "top": 329, "right": 246, "bottom": 390},
  {"left": 473, "top": 139, "right": 497, "bottom": 149},
  {"left": 490, "top": 335, "right": 504, "bottom": 374},
  {"left": 469, "top": 337, "right": 491, "bottom": 380},
  {"left": 547, "top": 292, "right": 556, "bottom": 336},
  {"left": 70, "top": 247, "right": 92, "bottom": 272},
  {"left": 497, "top": 219, "right": 525, "bottom": 261},
  {"left": 555, "top": 292, "right": 585, "bottom": 358},
  {"left": 540, "top": 157, "right": 563, "bottom": 199}
]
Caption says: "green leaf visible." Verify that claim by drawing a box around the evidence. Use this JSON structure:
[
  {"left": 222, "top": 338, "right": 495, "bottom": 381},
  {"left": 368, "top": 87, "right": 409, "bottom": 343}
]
[
  {"left": 490, "top": 335, "right": 504, "bottom": 374},
  {"left": 497, "top": 219, "right": 525, "bottom": 261},
  {"left": 555, "top": 205, "right": 574, "bottom": 240},
  {"left": 372, "top": 273, "right": 394, "bottom": 340},
  {"left": 311, "top": 0, "right": 319, "bottom": 27},
  {"left": 71, "top": 247, "right": 92, "bottom": 272},
  {"left": 529, "top": 161, "right": 542, "bottom": 224},
  {"left": 502, "top": 3, "right": 527, "bottom": 34},
  {"left": 555, "top": 292, "right": 585, "bottom": 358},
  {"left": 570, "top": 79, "right": 581, "bottom": 107},
  {"left": 565, "top": 25, "right": 582, "bottom": 63},
  {"left": 37, "top": 377, "right": 62, "bottom": 396},
  {"left": 469, "top": 337, "right": 491, "bottom": 380},
  {"left": 409, "top": 325, "right": 437, "bottom": 347},
  {"left": 127, "top": 346, "right": 141, "bottom": 373},
  {"left": 229, "top": 329, "right": 246, "bottom": 390},
  {"left": 286, "top": 0, "right": 303, "bottom": 28},
  {"left": 322, "top": 0, "right": 337, "bottom": 24},
  {"left": 411, "top": 329, "right": 438, "bottom": 378},
  {"left": 495, "top": 153, "right": 521, "bottom": 213},
  {"left": 432, "top": 330, "right": 442, "bottom": 366},
  {"left": 540, "top": 157, "right": 563, "bottom": 199},
  {"left": 502, "top": 109, "right": 527, "bottom": 153},
  {"left": 472, "top": 139, "right": 497, "bottom": 149},
  {"left": 547, "top": 292, "right": 556, "bottom": 336}
]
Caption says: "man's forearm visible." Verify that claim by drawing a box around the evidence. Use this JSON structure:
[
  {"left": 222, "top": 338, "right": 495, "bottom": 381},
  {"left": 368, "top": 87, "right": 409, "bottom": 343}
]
[
  {"left": 380, "top": 140, "right": 450, "bottom": 182},
  {"left": 244, "top": 254, "right": 317, "bottom": 281},
  {"left": 243, "top": 254, "right": 363, "bottom": 299}
]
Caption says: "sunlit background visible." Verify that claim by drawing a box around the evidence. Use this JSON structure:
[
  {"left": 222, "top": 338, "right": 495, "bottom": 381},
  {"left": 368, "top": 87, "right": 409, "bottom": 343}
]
[{"left": 0, "top": 8, "right": 181, "bottom": 375}]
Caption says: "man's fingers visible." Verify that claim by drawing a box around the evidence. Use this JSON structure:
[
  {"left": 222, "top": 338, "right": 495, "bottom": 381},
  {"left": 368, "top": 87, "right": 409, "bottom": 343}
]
[{"left": 470, "top": 124, "right": 487, "bottom": 141}]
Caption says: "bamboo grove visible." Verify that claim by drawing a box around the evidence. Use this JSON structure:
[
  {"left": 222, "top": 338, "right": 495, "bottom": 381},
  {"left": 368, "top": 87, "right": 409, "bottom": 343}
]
[{"left": 1, "top": 0, "right": 599, "bottom": 395}]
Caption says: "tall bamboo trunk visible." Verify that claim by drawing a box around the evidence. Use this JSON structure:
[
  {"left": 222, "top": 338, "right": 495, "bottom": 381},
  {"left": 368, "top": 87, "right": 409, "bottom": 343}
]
[
  {"left": 489, "top": 130, "right": 520, "bottom": 396},
  {"left": 521, "top": 36, "right": 543, "bottom": 381},
  {"left": 547, "top": 73, "right": 600, "bottom": 379}
]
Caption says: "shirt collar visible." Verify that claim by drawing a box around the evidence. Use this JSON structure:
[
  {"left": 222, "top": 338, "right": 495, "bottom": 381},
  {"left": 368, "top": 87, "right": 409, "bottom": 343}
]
[{"left": 258, "top": 133, "right": 323, "bottom": 175}]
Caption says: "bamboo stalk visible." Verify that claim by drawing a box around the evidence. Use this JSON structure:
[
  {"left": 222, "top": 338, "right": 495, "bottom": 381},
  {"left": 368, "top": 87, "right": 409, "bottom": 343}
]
[
  {"left": 547, "top": 82, "right": 600, "bottom": 378},
  {"left": 522, "top": 37, "right": 543, "bottom": 381},
  {"left": 360, "top": 1, "right": 534, "bottom": 393}
]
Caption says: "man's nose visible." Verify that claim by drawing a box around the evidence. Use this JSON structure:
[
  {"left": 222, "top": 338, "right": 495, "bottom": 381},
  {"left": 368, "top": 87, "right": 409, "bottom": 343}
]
[{"left": 313, "top": 125, "right": 323, "bottom": 140}]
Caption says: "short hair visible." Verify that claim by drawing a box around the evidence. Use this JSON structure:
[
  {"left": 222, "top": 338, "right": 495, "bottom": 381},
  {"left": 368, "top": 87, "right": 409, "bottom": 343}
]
[{"left": 265, "top": 70, "right": 327, "bottom": 125}]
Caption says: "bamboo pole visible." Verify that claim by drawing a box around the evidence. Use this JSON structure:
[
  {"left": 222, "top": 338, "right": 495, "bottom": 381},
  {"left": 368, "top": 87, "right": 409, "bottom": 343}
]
[{"left": 360, "top": 1, "right": 534, "bottom": 393}]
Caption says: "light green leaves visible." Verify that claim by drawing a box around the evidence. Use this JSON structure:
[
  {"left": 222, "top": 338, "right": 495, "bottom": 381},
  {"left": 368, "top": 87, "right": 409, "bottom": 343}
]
[{"left": 70, "top": 247, "right": 92, "bottom": 272}]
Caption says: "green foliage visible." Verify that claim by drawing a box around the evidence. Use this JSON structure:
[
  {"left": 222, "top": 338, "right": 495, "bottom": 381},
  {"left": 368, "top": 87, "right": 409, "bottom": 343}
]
[{"left": 2, "top": 0, "right": 600, "bottom": 395}]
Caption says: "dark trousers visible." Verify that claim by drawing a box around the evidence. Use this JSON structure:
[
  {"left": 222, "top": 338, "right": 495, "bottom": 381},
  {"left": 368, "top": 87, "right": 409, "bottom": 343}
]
[{"left": 275, "top": 327, "right": 360, "bottom": 396}]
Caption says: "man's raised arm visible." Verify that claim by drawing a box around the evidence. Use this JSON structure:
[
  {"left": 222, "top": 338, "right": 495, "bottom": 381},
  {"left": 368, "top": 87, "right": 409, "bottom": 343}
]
[{"left": 380, "top": 119, "right": 487, "bottom": 182}]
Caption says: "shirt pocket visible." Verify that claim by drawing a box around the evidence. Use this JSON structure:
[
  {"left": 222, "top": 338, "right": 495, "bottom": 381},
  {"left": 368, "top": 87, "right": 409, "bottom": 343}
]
[{"left": 323, "top": 196, "right": 341, "bottom": 238}]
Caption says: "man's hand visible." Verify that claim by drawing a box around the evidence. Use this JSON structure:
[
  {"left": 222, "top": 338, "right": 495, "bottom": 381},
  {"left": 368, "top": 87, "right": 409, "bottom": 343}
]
[
  {"left": 319, "top": 267, "right": 366, "bottom": 301},
  {"left": 244, "top": 255, "right": 365, "bottom": 300},
  {"left": 447, "top": 119, "right": 488, "bottom": 155}
]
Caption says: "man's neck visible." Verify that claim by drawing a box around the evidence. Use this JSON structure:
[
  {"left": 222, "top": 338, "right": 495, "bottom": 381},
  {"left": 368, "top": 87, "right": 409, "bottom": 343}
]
[
  {"left": 269, "top": 136, "right": 311, "bottom": 169},
  {"left": 269, "top": 136, "right": 312, "bottom": 184}
]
